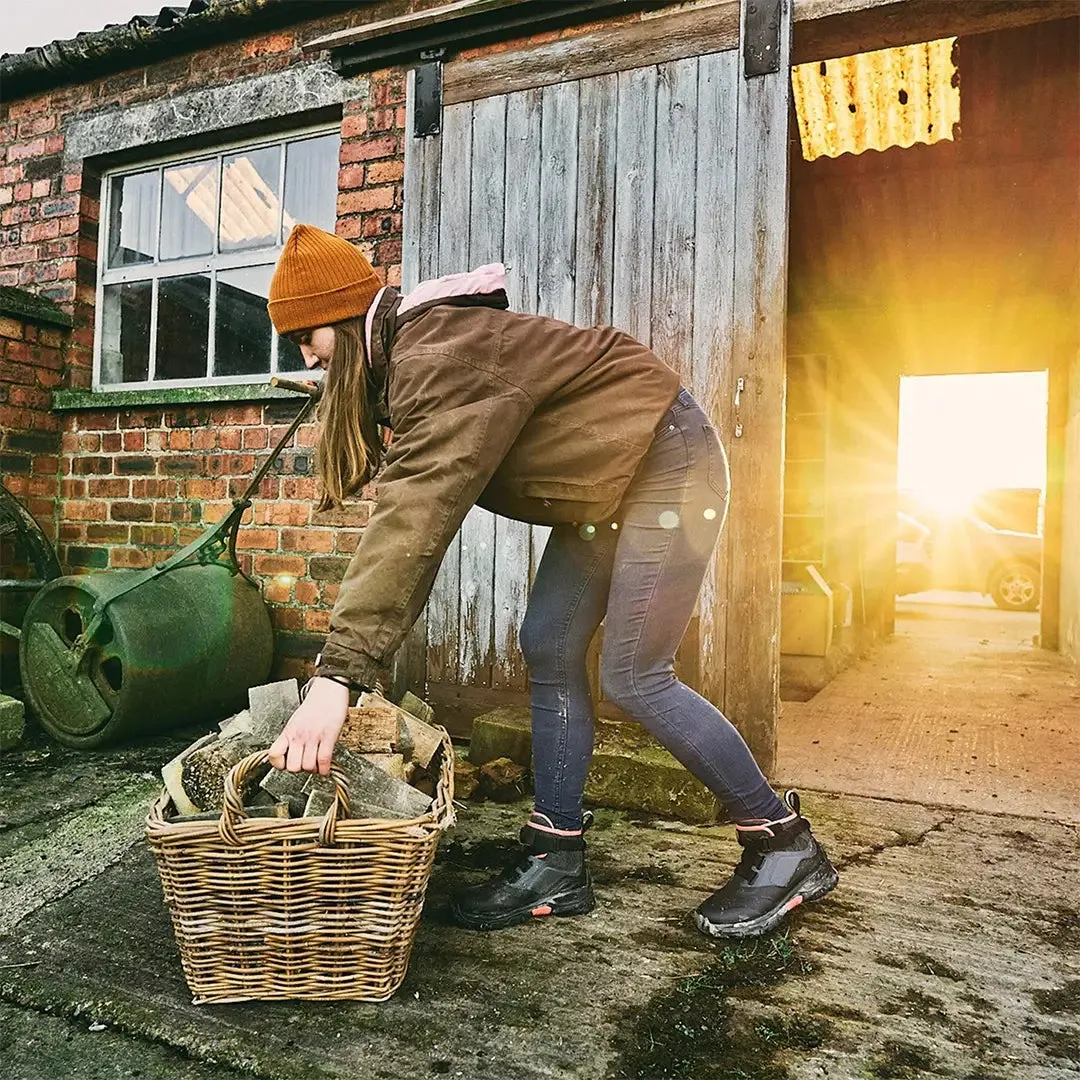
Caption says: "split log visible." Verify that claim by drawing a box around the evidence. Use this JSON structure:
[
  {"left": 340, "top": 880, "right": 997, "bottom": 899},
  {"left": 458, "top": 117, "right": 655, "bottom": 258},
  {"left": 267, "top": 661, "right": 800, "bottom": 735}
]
[
  {"left": 180, "top": 736, "right": 267, "bottom": 813},
  {"left": 160, "top": 732, "right": 218, "bottom": 815},
  {"left": 478, "top": 757, "right": 528, "bottom": 803},
  {"left": 453, "top": 759, "right": 480, "bottom": 800},
  {"left": 302, "top": 744, "right": 432, "bottom": 819}
]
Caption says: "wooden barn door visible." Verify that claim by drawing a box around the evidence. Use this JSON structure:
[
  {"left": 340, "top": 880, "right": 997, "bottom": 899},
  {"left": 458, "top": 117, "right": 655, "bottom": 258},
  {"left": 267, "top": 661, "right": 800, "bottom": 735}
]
[{"left": 400, "top": 1, "right": 792, "bottom": 772}]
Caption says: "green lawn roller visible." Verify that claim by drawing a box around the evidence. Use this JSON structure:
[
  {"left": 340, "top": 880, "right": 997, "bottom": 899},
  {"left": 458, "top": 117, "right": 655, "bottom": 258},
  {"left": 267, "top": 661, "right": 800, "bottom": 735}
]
[{"left": 15, "top": 379, "right": 318, "bottom": 748}]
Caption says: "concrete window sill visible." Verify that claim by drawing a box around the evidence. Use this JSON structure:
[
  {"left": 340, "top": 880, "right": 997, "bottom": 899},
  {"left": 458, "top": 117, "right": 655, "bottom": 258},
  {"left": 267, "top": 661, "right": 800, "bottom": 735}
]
[{"left": 51, "top": 383, "right": 304, "bottom": 411}]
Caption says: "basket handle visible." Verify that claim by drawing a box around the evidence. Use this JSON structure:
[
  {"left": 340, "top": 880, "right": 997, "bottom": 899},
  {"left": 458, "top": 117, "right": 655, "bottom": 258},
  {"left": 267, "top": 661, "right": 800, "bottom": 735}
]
[{"left": 219, "top": 750, "right": 353, "bottom": 847}]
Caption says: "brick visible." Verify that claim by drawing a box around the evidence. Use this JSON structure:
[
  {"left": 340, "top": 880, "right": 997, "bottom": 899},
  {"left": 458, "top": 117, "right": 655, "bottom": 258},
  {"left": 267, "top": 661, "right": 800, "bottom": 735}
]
[
  {"left": 154, "top": 502, "right": 200, "bottom": 524},
  {"left": 365, "top": 159, "right": 404, "bottom": 184},
  {"left": 337, "top": 187, "right": 395, "bottom": 215},
  {"left": 269, "top": 604, "right": 303, "bottom": 628},
  {"left": 87, "top": 478, "right": 130, "bottom": 498},
  {"left": 308, "top": 556, "right": 349, "bottom": 582},
  {"left": 129, "top": 525, "right": 177, "bottom": 546},
  {"left": 115, "top": 455, "right": 155, "bottom": 474},
  {"left": 66, "top": 545, "right": 109, "bottom": 569},
  {"left": 168, "top": 429, "right": 192, "bottom": 450},
  {"left": 339, "top": 136, "right": 398, "bottom": 165},
  {"left": 72, "top": 454, "right": 110, "bottom": 475},
  {"left": 254, "top": 501, "right": 310, "bottom": 527},
  {"left": 0, "top": 316, "right": 24, "bottom": 339},
  {"left": 79, "top": 413, "right": 118, "bottom": 431},
  {"left": 222, "top": 405, "right": 263, "bottom": 425},
  {"left": 183, "top": 477, "right": 227, "bottom": 500},
  {"left": 340, "top": 113, "right": 369, "bottom": 139},
  {"left": 7, "top": 138, "right": 47, "bottom": 162},
  {"left": 26, "top": 476, "right": 57, "bottom": 498},
  {"left": 86, "top": 523, "right": 131, "bottom": 544},
  {"left": 253, "top": 553, "right": 306, "bottom": 577},
  {"left": 122, "top": 431, "right": 145, "bottom": 451},
  {"left": 160, "top": 455, "right": 202, "bottom": 474},
  {"left": 110, "top": 501, "right": 154, "bottom": 522},
  {"left": 304, "top": 609, "right": 331, "bottom": 633},
  {"left": 281, "top": 526, "right": 333, "bottom": 552},
  {"left": 235, "top": 528, "right": 278, "bottom": 550},
  {"left": 110, "top": 547, "right": 154, "bottom": 569},
  {"left": 130, "top": 478, "right": 170, "bottom": 499},
  {"left": 61, "top": 499, "right": 107, "bottom": 521},
  {"left": 242, "top": 427, "right": 269, "bottom": 449}
]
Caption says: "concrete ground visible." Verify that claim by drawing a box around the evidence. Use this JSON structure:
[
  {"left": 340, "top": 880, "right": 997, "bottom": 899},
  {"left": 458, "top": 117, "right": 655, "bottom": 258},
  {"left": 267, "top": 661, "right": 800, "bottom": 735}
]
[
  {"left": 2, "top": 712, "right": 1078, "bottom": 1080},
  {"left": 778, "top": 592, "right": 1080, "bottom": 822}
]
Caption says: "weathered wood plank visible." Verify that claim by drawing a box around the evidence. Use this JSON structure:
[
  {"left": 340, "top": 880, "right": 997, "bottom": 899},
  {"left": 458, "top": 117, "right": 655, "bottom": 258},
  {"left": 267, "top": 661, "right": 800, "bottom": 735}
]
[
  {"left": 458, "top": 94, "right": 506, "bottom": 689},
  {"left": 792, "top": 0, "right": 1080, "bottom": 65},
  {"left": 651, "top": 57, "right": 698, "bottom": 385},
  {"left": 612, "top": 64, "right": 656, "bottom": 346},
  {"left": 722, "top": 0, "right": 795, "bottom": 776},
  {"left": 443, "top": 2, "right": 740, "bottom": 106},
  {"left": 426, "top": 100, "right": 473, "bottom": 687},
  {"left": 574, "top": 72, "right": 617, "bottom": 329},
  {"left": 397, "top": 69, "right": 444, "bottom": 697},
  {"left": 537, "top": 80, "right": 579, "bottom": 323},
  {"left": 495, "top": 87, "right": 544, "bottom": 691},
  {"left": 692, "top": 48, "right": 739, "bottom": 712}
]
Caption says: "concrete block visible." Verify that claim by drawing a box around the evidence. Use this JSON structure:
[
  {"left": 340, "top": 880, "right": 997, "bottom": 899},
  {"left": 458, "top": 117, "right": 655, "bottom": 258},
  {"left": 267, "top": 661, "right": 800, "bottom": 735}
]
[
  {"left": 468, "top": 706, "right": 532, "bottom": 768},
  {"left": 465, "top": 706, "right": 723, "bottom": 823},
  {"left": 0, "top": 694, "right": 26, "bottom": 751},
  {"left": 585, "top": 719, "right": 722, "bottom": 825}
]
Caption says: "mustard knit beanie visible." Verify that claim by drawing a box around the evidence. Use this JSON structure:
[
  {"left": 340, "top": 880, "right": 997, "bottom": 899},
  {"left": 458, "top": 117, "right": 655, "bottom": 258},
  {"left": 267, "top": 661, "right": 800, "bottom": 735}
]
[{"left": 267, "top": 224, "right": 382, "bottom": 335}]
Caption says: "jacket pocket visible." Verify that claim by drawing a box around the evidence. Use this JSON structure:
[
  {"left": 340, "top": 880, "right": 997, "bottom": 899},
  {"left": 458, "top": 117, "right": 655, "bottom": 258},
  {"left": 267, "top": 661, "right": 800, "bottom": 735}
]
[{"left": 519, "top": 477, "right": 623, "bottom": 518}]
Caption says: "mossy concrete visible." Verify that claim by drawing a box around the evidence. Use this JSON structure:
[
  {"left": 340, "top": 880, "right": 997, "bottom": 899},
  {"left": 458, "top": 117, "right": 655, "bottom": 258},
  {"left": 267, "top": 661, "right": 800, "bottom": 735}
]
[
  {"left": 468, "top": 706, "right": 722, "bottom": 824},
  {"left": 1, "top": 729, "right": 1077, "bottom": 1080},
  {"left": 0, "top": 694, "right": 25, "bottom": 752}
]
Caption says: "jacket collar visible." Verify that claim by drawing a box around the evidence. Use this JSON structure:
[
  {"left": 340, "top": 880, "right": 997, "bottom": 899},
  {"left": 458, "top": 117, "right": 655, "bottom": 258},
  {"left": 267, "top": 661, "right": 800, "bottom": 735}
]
[{"left": 362, "top": 265, "right": 511, "bottom": 426}]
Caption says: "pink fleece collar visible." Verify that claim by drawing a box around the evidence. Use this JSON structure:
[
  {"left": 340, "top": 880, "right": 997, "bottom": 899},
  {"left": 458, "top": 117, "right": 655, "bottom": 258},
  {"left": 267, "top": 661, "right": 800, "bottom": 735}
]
[{"left": 364, "top": 263, "right": 508, "bottom": 366}]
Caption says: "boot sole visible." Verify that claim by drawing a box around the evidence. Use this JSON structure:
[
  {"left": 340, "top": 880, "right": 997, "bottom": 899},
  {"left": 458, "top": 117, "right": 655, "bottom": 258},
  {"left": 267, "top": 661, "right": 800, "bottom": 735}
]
[
  {"left": 694, "top": 860, "right": 839, "bottom": 940},
  {"left": 450, "top": 883, "right": 596, "bottom": 932}
]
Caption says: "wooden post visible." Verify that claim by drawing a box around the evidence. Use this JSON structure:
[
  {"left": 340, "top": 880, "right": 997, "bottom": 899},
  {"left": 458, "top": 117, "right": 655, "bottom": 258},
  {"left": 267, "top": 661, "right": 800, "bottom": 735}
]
[
  {"left": 1042, "top": 352, "right": 1069, "bottom": 652},
  {"left": 723, "top": 0, "right": 793, "bottom": 776}
]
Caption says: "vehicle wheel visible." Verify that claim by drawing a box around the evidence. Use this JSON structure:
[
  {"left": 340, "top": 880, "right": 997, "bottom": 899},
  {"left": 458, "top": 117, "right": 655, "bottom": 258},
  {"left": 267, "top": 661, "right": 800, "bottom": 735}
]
[{"left": 989, "top": 561, "right": 1040, "bottom": 612}]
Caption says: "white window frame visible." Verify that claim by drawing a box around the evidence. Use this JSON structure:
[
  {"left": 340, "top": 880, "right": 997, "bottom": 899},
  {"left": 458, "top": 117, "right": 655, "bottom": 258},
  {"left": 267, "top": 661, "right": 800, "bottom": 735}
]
[{"left": 93, "top": 122, "right": 339, "bottom": 391}]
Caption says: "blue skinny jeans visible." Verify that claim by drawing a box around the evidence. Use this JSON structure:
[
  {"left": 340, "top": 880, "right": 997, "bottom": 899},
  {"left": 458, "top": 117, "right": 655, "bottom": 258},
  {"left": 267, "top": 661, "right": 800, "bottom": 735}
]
[{"left": 518, "top": 387, "right": 787, "bottom": 830}]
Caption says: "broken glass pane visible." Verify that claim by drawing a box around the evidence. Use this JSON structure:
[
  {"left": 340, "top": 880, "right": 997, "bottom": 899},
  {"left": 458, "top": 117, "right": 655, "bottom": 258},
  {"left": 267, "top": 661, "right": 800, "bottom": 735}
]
[
  {"left": 107, "top": 171, "right": 158, "bottom": 267},
  {"left": 160, "top": 159, "right": 217, "bottom": 260},
  {"left": 220, "top": 146, "right": 281, "bottom": 253},
  {"left": 215, "top": 264, "right": 273, "bottom": 376},
  {"left": 99, "top": 280, "right": 152, "bottom": 384},
  {"left": 282, "top": 133, "right": 340, "bottom": 238},
  {"left": 156, "top": 274, "right": 210, "bottom": 380}
]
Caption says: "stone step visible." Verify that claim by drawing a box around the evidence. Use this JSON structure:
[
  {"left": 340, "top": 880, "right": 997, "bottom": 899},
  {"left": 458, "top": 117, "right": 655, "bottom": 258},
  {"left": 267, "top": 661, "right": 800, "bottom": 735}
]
[
  {"left": 467, "top": 705, "right": 722, "bottom": 824},
  {"left": 1, "top": 693, "right": 26, "bottom": 752}
]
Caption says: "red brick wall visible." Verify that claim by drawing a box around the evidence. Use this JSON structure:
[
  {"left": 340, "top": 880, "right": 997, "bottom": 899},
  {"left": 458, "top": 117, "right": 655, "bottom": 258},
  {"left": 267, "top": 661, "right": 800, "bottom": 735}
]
[
  {"left": 0, "top": 311, "right": 64, "bottom": 568},
  {"left": 0, "top": 6, "right": 413, "bottom": 676}
]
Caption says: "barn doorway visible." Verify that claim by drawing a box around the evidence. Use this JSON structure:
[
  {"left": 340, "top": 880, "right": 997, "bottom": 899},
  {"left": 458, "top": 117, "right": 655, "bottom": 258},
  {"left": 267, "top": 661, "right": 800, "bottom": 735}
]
[{"left": 896, "top": 371, "right": 1049, "bottom": 651}]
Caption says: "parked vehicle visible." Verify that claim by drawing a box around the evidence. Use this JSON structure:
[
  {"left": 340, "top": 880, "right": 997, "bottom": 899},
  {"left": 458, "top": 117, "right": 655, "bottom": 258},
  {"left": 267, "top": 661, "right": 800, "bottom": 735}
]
[
  {"left": 896, "top": 512, "right": 934, "bottom": 597},
  {"left": 895, "top": 510, "right": 1043, "bottom": 612}
]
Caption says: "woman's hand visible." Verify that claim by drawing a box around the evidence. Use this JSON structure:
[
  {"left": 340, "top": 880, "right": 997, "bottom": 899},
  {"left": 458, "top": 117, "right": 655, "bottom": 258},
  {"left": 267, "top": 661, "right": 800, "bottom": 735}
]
[{"left": 267, "top": 677, "right": 350, "bottom": 776}]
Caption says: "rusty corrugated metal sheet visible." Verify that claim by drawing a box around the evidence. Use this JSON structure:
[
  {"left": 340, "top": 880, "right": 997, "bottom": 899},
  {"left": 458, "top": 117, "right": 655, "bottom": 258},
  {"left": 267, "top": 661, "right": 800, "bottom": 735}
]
[{"left": 792, "top": 38, "right": 961, "bottom": 162}]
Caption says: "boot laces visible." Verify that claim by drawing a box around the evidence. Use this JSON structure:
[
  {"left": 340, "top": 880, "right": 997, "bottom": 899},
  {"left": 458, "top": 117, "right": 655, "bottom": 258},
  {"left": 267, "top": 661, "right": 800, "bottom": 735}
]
[{"left": 734, "top": 844, "right": 767, "bottom": 883}]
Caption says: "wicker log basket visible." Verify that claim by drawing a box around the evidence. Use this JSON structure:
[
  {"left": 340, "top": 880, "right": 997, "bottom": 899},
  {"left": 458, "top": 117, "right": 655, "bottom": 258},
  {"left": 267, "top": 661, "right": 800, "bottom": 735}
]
[{"left": 146, "top": 730, "right": 456, "bottom": 1004}]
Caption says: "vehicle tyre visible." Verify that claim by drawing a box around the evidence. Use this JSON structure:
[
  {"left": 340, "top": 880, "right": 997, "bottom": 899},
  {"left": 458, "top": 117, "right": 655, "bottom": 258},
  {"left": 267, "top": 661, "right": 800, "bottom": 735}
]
[{"left": 989, "top": 561, "right": 1040, "bottom": 612}]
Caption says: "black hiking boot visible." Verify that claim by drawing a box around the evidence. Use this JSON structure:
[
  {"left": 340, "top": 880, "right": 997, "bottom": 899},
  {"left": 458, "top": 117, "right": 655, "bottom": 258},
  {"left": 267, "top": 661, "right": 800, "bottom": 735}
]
[
  {"left": 695, "top": 791, "right": 838, "bottom": 939},
  {"left": 449, "top": 812, "right": 595, "bottom": 931}
]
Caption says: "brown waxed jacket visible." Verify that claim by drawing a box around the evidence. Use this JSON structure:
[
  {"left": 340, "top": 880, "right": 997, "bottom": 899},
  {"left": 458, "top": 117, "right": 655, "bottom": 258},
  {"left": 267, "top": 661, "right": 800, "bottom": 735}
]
[{"left": 314, "top": 291, "right": 680, "bottom": 689}]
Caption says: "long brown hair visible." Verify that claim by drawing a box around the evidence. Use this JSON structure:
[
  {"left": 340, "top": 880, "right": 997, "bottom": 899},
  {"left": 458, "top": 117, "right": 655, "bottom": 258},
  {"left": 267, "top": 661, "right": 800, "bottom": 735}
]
[{"left": 314, "top": 317, "right": 383, "bottom": 512}]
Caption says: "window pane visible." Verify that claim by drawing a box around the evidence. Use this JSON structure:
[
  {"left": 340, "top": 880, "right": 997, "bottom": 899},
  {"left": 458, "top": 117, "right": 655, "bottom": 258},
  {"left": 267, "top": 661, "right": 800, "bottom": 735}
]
[
  {"left": 100, "top": 281, "right": 152, "bottom": 384},
  {"left": 220, "top": 146, "right": 281, "bottom": 253},
  {"left": 275, "top": 334, "right": 308, "bottom": 373},
  {"left": 282, "top": 133, "right": 340, "bottom": 237},
  {"left": 215, "top": 265, "right": 273, "bottom": 377},
  {"left": 108, "top": 171, "right": 158, "bottom": 267},
  {"left": 156, "top": 274, "right": 210, "bottom": 380},
  {"left": 161, "top": 159, "right": 217, "bottom": 260}
]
